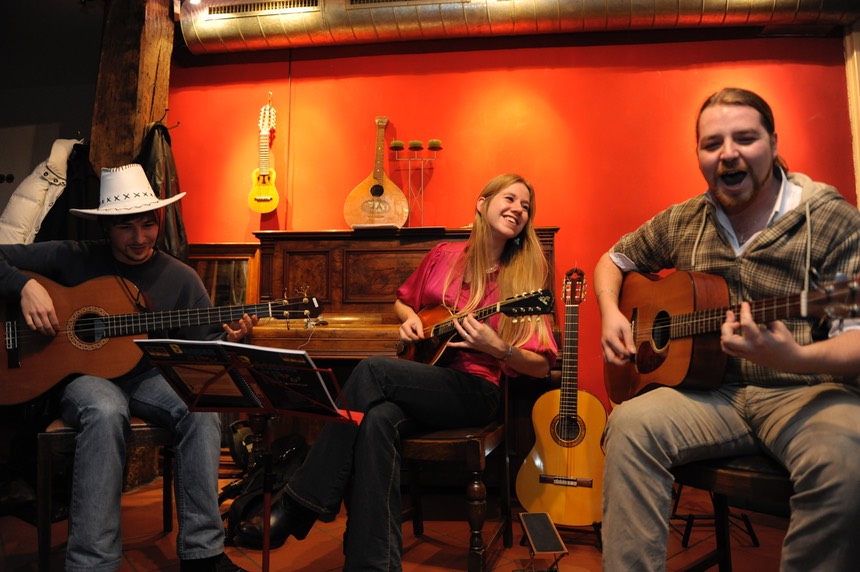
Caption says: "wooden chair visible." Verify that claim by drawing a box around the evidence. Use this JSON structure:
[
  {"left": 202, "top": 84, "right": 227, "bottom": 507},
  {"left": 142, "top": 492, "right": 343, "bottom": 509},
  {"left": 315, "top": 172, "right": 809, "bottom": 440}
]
[
  {"left": 670, "top": 455, "right": 792, "bottom": 572},
  {"left": 35, "top": 417, "right": 174, "bottom": 572},
  {"left": 400, "top": 379, "right": 513, "bottom": 572}
]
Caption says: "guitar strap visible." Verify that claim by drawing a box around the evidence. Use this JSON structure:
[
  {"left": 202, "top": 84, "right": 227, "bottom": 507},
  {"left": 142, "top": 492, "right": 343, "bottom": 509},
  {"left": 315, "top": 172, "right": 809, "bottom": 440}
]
[{"left": 109, "top": 258, "right": 147, "bottom": 312}]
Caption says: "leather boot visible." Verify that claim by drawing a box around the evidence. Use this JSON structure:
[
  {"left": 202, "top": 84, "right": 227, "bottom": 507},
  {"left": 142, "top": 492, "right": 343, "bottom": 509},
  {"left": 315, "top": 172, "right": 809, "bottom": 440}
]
[{"left": 235, "top": 493, "right": 317, "bottom": 549}]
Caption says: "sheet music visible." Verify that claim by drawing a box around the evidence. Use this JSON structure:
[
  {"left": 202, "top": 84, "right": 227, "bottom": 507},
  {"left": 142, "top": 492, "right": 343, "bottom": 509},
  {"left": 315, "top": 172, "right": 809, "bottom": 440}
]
[{"left": 134, "top": 338, "right": 345, "bottom": 419}]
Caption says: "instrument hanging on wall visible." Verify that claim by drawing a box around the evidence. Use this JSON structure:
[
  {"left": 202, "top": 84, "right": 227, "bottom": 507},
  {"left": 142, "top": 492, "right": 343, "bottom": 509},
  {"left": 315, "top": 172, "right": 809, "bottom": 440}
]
[
  {"left": 516, "top": 268, "right": 607, "bottom": 528},
  {"left": 248, "top": 94, "right": 280, "bottom": 213},
  {"left": 343, "top": 116, "right": 409, "bottom": 228}
]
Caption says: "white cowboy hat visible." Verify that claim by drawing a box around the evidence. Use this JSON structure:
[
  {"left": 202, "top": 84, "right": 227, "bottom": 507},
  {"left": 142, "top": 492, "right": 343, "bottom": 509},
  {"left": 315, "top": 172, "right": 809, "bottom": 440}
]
[{"left": 69, "top": 163, "right": 185, "bottom": 219}]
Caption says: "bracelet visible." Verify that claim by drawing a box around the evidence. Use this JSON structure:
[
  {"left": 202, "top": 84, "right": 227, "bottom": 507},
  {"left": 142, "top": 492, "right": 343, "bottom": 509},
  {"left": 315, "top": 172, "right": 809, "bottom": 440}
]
[
  {"left": 500, "top": 345, "right": 514, "bottom": 361},
  {"left": 595, "top": 288, "right": 618, "bottom": 298}
]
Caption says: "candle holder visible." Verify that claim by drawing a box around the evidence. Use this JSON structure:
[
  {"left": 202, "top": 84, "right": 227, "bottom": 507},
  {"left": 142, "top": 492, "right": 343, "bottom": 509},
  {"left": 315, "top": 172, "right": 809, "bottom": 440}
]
[{"left": 390, "top": 138, "right": 442, "bottom": 227}]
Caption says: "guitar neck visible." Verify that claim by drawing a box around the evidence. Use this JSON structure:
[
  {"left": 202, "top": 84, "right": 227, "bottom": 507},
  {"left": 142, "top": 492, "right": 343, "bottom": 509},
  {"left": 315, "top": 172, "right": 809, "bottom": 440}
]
[
  {"left": 559, "top": 302, "right": 579, "bottom": 415},
  {"left": 258, "top": 131, "right": 270, "bottom": 175},
  {"left": 428, "top": 303, "right": 501, "bottom": 338},
  {"left": 671, "top": 290, "right": 811, "bottom": 338},
  {"left": 102, "top": 302, "right": 278, "bottom": 338},
  {"left": 373, "top": 117, "right": 388, "bottom": 184}
]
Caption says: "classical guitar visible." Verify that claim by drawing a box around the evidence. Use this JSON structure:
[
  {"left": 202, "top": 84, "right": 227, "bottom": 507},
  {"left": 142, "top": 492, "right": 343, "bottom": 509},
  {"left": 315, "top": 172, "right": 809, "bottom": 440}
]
[
  {"left": 0, "top": 272, "right": 323, "bottom": 405},
  {"left": 396, "top": 289, "right": 555, "bottom": 365},
  {"left": 516, "top": 268, "right": 607, "bottom": 527},
  {"left": 248, "top": 97, "right": 279, "bottom": 213},
  {"left": 604, "top": 270, "right": 860, "bottom": 404},
  {"left": 343, "top": 116, "right": 409, "bottom": 228}
]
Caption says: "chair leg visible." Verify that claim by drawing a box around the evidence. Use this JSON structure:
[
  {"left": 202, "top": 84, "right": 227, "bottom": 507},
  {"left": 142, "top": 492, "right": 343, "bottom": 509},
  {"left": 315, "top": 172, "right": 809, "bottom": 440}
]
[
  {"left": 466, "top": 470, "right": 488, "bottom": 572},
  {"left": 408, "top": 461, "right": 424, "bottom": 537},
  {"left": 161, "top": 446, "right": 174, "bottom": 533},
  {"left": 712, "top": 493, "right": 733, "bottom": 572},
  {"left": 36, "top": 434, "right": 53, "bottom": 572},
  {"left": 501, "top": 447, "right": 512, "bottom": 549}
]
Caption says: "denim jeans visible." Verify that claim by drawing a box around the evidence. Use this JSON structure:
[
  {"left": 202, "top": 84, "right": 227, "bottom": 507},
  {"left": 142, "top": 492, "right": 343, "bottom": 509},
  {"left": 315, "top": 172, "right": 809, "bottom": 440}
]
[
  {"left": 59, "top": 369, "right": 224, "bottom": 572},
  {"left": 286, "top": 356, "right": 501, "bottom": 571},
  {"left": 602, "top": 383, "right": 860, "bottom": 572}
]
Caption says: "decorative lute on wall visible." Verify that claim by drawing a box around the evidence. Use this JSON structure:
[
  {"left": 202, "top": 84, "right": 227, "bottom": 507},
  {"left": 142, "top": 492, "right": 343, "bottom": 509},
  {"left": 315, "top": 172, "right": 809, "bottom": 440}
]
[
  {"left": 248, "top": 94, "right": 280, "bottom": 213},
  {"left": 343, "top": 116, "right": 409, "bottom": 228}
]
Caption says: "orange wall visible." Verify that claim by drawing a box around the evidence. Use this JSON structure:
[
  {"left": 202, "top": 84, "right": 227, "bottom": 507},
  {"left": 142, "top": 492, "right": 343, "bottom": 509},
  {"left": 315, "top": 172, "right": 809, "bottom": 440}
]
[{"left": 168, "top": 35, "right": 856, "bottom": 408}]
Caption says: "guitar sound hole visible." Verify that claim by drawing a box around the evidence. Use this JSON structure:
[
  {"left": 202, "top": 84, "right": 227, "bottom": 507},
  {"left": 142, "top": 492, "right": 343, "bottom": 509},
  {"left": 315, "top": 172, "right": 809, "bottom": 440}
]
[
  {"left": 551, "top": 415, "right": 585, "bottom": 447},
  {"left": 652, "top": 310, "right": 670, "bottom": 350},
  {"left": 370, "top": 184, "right": 384, "bottom": 197},
  {"left": 74, "top": 313, "right": 108, "bottom": 344}
]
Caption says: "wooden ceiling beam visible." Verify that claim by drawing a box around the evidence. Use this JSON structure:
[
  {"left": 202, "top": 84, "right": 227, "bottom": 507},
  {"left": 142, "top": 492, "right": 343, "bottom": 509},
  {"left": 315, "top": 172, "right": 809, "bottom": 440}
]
[{"left": 89, "top": 0, "right": 173, "bottom": 173}]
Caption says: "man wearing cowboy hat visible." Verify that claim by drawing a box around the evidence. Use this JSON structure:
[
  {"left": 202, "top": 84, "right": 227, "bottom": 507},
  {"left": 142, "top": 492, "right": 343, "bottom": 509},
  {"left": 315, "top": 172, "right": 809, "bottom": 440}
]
[{"left": 0, "top": 164, "right": 254, "bottom": 572}]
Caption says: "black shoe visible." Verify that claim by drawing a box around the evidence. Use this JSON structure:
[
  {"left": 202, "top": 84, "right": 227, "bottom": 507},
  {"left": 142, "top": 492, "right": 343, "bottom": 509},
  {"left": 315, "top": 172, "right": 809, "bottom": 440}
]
[
  {"left": 235, "top": 493, "right": 317, "bottom": 549},
  {"left": 180, "top": 552, "right": 249, "bottom": 572}
]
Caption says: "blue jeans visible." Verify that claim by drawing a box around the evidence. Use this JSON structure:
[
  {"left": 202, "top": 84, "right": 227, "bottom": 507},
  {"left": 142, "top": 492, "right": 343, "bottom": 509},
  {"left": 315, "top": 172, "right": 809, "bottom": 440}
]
[
  {"left": 286, "top": 356, "right": 501, "bottom": 572},
  {"left": 59, "top": 369, "right": 224, "bottom": 572},
  {"left": 602, "top": 383, "right": 860, "bottom": 572}
]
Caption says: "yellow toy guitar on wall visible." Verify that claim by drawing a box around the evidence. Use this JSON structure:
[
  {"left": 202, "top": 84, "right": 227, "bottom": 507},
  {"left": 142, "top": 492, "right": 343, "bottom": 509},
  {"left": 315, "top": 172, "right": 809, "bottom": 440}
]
[{"left": 248, "top": 95, "right": 279, "bottom": 213}]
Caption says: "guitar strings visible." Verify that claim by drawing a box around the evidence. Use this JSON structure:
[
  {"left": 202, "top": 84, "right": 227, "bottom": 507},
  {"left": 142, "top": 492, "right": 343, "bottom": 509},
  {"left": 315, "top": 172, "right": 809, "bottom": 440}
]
[
  {"left": 629, "top": 296, "right": 817, "bottom": 344},
  {"left": 5, "top": 299, "right": 311, "bottom": 346}
]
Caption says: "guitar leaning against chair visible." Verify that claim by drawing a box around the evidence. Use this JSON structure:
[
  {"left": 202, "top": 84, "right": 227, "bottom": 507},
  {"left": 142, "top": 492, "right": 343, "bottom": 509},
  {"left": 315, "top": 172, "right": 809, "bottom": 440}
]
[
  {"left": 516, "top": 268, "right": 607, "bottom": 529},
  {"left": 0, "top": 271, "right": 323, "bottom": 406},
  {"left": 604, "top": 269, "right": 860, "bottom": 404}
]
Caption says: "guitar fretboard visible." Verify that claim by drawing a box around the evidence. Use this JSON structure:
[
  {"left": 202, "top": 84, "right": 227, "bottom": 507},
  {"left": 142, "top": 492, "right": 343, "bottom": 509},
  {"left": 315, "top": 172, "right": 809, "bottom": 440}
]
[
  {"left": 373, "top": 117, "right": 388, "bottom": 184},
  {"left": 89, "top": 303, "right": 279, "bottom": 338},
  {"left": 558, "top": 301, "right": 580, "bottom": 417},
  {"left": 258, "top": 131, "right": 270, "bottom": 175},
  {"left": 669, "top": 290, "right": 809, "bottom": 339}
]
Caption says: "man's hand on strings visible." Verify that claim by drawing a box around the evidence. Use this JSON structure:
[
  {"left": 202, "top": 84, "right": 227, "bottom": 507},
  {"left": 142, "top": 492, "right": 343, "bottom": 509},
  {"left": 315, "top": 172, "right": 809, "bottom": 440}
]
[
  {"left": 20, "top": 278, "right": 60, "bottom": 336},
  {"left": 600, "top": 307, "right": 636, "bottom": 366},
  {"left": 223, "top": 313, "right": 258, "bottom": 343},
  {"left": 721, "top": 302, "right": 800, "bottom": 370}
]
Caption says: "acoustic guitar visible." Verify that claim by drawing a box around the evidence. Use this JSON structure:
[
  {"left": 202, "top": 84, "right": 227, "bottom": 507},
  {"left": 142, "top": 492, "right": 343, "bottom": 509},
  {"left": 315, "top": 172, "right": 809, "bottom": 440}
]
[
  {"left": 248, "top": 98, "right": 279, "bottom": 213},
  {"left": 396, "top": 289, "right": 554, "bottom": 365},
  {"left": 0, "top": 272, "right": 323, "bottom": 405},
  {"left": 604, "top": 270, "right": 860, "bottom": 404},
  {"left": 516, "top": 268, "right": 607, "bottom": 527},
  {"left": 343, "top": 116, "right": 409, "bottom": 228}
]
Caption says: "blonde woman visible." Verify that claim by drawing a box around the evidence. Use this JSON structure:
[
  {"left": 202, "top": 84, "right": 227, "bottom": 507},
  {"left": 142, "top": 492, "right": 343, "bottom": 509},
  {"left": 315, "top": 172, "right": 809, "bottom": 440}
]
[{"left": 238, "top": 174, "right": 558, "bottom": 571}]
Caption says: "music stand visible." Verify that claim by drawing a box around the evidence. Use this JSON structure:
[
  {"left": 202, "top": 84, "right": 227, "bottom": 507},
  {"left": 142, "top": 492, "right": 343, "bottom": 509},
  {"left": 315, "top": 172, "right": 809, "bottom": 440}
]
[{"left": 135, "top": 338, "right": 359, "bottom": 572}]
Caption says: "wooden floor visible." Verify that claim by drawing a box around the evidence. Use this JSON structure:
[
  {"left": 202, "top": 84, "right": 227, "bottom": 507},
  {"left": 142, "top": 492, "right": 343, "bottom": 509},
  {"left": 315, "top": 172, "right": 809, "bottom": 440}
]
[{"left": 0, "top": 470, "right": 787, "bottom": 571}]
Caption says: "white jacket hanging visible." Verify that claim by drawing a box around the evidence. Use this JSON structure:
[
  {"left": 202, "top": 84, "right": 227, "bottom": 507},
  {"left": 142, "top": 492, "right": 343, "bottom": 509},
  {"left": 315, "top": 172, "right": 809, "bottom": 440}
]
[{"left": 0, "top": 138, "right": 80, "bottom": 244}]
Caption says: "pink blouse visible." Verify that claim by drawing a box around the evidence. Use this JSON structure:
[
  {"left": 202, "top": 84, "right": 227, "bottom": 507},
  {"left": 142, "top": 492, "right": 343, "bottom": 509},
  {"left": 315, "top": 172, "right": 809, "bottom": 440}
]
[{"left": 396, "top": 242, "right": 558, "bottom": 385}]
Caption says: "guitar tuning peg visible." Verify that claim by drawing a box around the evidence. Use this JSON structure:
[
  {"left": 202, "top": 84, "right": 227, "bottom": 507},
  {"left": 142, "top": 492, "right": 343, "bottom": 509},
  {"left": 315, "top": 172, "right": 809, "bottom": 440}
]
[{"left": 808, "top": 268, "right": 820, "bottom": 290}]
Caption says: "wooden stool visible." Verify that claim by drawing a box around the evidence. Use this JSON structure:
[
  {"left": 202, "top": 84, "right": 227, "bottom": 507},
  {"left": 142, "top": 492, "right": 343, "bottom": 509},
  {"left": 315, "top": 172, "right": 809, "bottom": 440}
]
[
  {"left": 671, "top": 455, "right": 792, "bottom": 572},
  {"left": 35, "top": 417, "right": 174, "bottom": 572}
]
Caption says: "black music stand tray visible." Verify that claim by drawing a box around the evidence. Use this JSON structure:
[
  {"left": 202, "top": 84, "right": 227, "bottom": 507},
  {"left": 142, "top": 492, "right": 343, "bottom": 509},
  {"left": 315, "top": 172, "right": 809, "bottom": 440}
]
[{"left": 134, "top": 338, "right": 360, "bottom": 572}]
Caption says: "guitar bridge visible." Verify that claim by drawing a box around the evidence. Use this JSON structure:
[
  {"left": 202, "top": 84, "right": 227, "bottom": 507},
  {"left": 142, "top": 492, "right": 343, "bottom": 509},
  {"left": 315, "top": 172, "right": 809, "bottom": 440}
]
[{"left": 538, "top": 474, "right": 593, "bottom": 488}]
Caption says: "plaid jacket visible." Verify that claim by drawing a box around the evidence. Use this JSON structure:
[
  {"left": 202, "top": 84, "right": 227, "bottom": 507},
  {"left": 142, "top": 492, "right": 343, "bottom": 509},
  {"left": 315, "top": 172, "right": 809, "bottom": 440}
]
[{"left": 612, "top": 172, "right": 860, "bottom": 387}]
